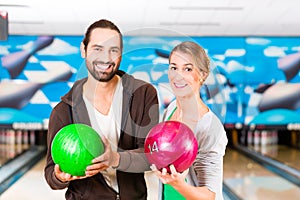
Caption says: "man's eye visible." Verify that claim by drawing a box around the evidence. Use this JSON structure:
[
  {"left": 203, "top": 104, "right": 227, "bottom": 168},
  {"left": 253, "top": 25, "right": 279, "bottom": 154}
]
[{"left": 111, "top": 49, "right": 119, "bottom": 53}]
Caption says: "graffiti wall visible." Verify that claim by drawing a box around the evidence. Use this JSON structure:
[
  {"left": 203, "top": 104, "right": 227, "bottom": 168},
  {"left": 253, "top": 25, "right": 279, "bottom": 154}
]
[{"left": 1, "top": 35, "right": 300, "bottom": 129}]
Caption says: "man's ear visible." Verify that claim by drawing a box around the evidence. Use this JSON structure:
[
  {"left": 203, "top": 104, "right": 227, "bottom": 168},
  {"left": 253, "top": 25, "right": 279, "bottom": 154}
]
[{"left": 80, "top": 42, "right": 86, "bottom": 58}]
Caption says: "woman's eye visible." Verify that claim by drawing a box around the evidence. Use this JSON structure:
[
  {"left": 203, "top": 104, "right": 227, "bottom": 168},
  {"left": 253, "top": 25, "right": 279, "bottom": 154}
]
[
  {"left": 169, "top": 65, "right": 177, "bottom": 70},
  {"left": 185, "top": 67, "right": 192, "bottom": 72}
]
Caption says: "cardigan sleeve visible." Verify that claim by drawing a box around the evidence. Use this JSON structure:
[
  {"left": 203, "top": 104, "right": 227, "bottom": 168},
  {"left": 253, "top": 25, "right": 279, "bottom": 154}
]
[{"left": 193, "top": 112, "right": 228, "bottom": 197}]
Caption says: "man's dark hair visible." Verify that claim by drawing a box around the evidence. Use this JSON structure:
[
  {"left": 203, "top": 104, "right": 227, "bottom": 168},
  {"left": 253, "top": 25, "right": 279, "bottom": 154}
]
[{"left": 82, "top": 19, "right": 123, "bottom": 51}]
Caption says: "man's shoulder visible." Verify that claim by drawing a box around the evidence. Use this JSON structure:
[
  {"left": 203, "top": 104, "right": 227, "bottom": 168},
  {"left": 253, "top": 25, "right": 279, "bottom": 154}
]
[
  {"left": 52, "top": 100, "right": 69, "bottom": 112},
  {"left": 120, "top": 71, "right": 155, "bottom": 90}
]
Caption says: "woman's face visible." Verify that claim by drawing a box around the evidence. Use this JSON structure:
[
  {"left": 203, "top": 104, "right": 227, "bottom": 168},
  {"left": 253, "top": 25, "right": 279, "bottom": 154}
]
[{"left": 168, "top": 51, "right": 202, "bottom": 98}]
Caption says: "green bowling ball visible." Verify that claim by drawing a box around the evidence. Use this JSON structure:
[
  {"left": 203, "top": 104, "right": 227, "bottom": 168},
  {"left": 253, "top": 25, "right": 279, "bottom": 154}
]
[{"left": 51, "top": 123, "right": 105, "bottom": 176}]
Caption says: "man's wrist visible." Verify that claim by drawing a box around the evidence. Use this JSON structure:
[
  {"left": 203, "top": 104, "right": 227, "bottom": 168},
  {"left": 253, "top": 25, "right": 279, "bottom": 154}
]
[{"left": 111, "top": 152, "right": 120, "bottom": 169}]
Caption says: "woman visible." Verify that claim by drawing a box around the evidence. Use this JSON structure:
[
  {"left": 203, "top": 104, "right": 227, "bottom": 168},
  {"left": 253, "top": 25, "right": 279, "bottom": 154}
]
[{"left": 152, "top": 41, "right": 228, "bottom": 200}]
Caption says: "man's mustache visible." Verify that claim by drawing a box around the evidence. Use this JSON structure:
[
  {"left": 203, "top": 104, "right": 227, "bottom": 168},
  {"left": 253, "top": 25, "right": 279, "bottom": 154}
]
[{"left": 93, "top": 61, "right": 116, "bottom": 67}]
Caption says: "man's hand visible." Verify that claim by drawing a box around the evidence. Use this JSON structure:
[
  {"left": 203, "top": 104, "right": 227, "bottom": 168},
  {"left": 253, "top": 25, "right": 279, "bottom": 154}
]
[
  {"left": 85, "top": 136, "right": 120, "bottom": 176},
  {"left": 54, "top": 164, "right": 91, "bottom": 182}
]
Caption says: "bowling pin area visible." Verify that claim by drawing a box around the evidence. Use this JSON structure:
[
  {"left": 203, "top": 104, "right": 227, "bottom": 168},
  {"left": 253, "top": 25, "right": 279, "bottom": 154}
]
[{"left": 0, "top": 124, "right": 299, "bottom": 200}]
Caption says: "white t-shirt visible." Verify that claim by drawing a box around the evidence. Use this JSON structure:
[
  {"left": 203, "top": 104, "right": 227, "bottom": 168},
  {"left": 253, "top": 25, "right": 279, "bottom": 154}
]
[{"left": 83, "top": 77, "right": 123, "bottom": 192}]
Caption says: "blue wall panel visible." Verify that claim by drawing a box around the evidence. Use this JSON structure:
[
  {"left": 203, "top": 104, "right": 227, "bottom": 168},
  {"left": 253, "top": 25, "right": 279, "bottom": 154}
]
[{"left": 1, "top": 35, "right": 300, "bottom": 129}]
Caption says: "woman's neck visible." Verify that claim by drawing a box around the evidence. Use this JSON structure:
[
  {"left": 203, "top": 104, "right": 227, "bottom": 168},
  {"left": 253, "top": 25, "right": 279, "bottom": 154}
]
[{"left": 174, "top": 94, "right": 208, "bottom": 129}]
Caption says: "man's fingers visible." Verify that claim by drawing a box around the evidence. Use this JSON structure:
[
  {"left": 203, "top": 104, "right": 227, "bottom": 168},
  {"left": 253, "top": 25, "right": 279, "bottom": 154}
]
[{"left": 54, "top": 164, "right": 60, "bottom": 173}]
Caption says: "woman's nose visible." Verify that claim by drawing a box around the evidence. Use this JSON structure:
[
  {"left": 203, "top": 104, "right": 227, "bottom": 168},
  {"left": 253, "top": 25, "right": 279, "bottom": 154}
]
[{"left": 174, "top": 71, "right": 185, "bottom": 80}]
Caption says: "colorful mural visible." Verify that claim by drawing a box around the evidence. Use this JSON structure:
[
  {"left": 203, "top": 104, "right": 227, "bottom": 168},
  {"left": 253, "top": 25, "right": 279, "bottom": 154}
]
[{"left": 1, "top": 35, "right": 300, "bottom": 129}]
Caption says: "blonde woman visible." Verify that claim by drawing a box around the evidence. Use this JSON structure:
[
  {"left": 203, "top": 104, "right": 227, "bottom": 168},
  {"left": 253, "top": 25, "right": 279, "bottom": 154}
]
[{"left": 152, "top": 41, "right": 228, "bottom": 200}]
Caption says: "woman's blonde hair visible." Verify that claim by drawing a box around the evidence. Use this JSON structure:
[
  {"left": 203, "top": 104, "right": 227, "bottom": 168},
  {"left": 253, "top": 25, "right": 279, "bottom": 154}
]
[{"left": 169, "top": 41, "right": 210, "bottom": 77}]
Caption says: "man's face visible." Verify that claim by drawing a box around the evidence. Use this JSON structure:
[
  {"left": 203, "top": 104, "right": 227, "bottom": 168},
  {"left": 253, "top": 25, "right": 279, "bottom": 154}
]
[{"left": 82, "top": 28, "right": 122, "bottom": 82}]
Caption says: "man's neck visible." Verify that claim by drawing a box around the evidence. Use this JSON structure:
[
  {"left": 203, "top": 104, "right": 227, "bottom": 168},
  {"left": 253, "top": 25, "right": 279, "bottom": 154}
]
[
  {"left": 83, "top": 75, "right": 120, "bottom": 115},
  {"left": 84, "top": 75, "right": 119, "bottom": 98}
]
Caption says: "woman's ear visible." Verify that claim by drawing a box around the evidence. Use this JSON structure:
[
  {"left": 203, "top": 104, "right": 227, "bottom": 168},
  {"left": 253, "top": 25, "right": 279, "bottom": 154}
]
[
  {"left": 204, "top": 72, "right": 209, "bottom": 81},
  {"left": 200, "top": 70, "right": 209, "bottom": 83},
  {"left": 80, "top": 42, "right": 86, "bottom": 58}
]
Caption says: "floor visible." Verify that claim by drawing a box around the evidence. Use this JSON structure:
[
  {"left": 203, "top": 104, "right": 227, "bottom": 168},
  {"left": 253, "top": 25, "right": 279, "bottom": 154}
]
[
  {"left": 0, "top": 157, "right": 66, "bottom": 200},
  {"left": 1, "top": 145, "right": 300, "bottom": 200},
  {"left": 0, "top": 156, "right": 160, "bottom": 200},
  {"left": 223, "top": 146, "right": 300, "bottom": 200}
]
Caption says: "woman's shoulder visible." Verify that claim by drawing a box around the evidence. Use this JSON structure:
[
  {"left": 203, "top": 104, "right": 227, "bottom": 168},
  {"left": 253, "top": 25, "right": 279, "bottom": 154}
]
[
  {"left": 163, "top": 100, "right": 177, "bottom": 121},
  {"left": 197, "top": 109, "right": 226, "bottom": 134},
  {"left": 196, "top": 109, "right": 228, "bottom": 154},
  {"left": 166, "top": 100, "right": 176, "bottom": 110}
]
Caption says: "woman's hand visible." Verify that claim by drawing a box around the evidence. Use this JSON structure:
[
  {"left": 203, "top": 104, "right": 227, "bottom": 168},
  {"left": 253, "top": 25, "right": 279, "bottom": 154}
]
[{"left": 151, "top": 164, "right": 189, "bottom": 187}]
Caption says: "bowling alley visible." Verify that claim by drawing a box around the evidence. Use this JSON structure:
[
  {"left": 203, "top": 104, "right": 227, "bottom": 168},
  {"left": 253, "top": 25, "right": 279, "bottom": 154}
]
[{"left": 1, "top": 1, "right": 300, "bottom": 200}]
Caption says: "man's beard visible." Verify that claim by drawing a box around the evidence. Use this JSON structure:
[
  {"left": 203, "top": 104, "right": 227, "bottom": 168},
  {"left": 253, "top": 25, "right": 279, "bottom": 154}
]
[{"left": 87, "top": 61, "right": 119, "bottom": 82}]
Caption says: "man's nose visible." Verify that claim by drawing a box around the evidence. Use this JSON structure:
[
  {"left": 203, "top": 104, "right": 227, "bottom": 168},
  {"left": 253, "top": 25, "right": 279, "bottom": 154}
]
[{"left": 99, "top": 50, "right": 111, "bottom": 62}]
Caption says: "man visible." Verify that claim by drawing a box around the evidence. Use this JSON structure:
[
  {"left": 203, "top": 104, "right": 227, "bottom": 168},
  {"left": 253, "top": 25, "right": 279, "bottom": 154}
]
[{"left": 44, "top": 19, "right": 159, "bottom": 200}]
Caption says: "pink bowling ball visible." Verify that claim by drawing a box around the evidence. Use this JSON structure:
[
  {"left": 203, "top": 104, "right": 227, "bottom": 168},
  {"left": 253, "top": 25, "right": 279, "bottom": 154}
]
[{"left": 144, "top": 121, "right": 198, "bottom": 173}]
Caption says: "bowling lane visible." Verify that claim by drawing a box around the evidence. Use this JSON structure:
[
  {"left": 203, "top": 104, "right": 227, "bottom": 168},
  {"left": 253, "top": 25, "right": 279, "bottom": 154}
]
[
  {"left": 0, "top": 156, "right": 66, "bottom": 200},
  {"left": 0, "top": 129, "right": 37, "bottom": 167},
  {"left": 247, "top": 144, "right": 300, "bottom": 171},
  {"left": 223, "top": 147, "right": 300, "bottom": 200},
  {"left": 0, "top": 144, "right": 31, "bottom": 167}
]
